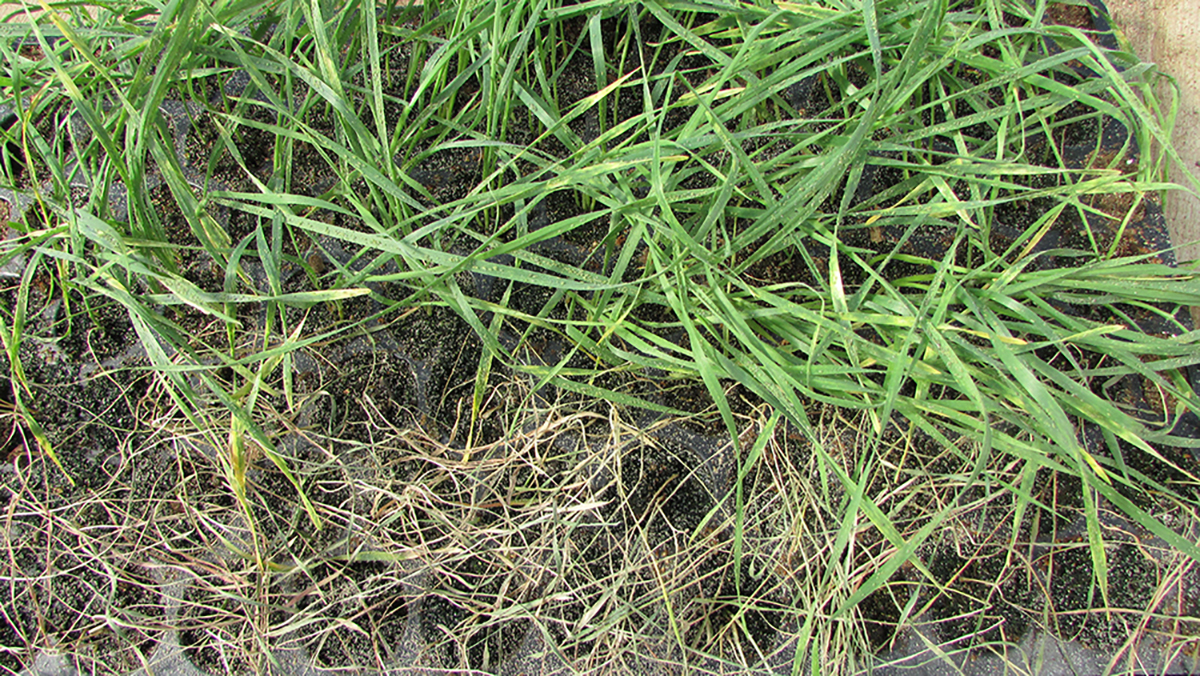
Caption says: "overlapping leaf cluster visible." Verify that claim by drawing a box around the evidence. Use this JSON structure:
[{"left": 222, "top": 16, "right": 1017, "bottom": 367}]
[{"left": 3, "top": 0, "right": 1200, "bottom": 670}]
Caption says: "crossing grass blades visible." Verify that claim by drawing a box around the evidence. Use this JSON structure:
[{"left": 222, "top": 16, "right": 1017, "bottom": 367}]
[{"left": 2, "top": 0, "right": 1200, "bottom": 673}]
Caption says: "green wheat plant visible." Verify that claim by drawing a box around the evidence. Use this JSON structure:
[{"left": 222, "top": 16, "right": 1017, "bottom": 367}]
[{"left": 1, "top": 0, "right": 1199, "bottom": 672}]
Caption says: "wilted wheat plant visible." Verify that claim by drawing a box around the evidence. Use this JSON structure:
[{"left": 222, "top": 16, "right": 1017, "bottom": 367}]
[{"left": 1, "top": 0, "right": 1199, "bottom": 673}]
